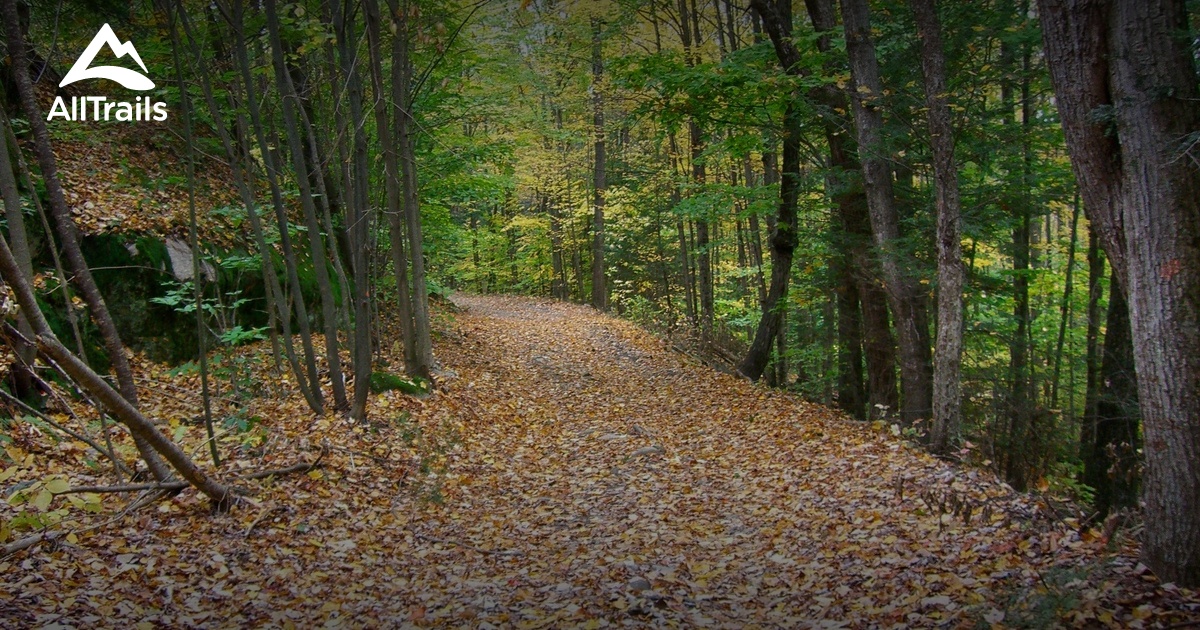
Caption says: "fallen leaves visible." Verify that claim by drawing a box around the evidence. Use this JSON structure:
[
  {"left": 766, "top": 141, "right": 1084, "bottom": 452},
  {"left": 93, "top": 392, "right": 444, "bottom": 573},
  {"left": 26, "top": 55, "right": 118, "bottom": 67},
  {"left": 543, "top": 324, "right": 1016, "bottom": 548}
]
[{"left": 1, "top": 294, "right": 1198, "bottom": 627}]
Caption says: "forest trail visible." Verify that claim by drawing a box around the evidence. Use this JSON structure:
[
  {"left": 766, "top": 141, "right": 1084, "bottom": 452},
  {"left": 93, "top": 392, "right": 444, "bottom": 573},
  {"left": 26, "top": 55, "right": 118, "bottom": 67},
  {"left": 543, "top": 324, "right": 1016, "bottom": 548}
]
[
  {"left": 390, "top": 294, "right": 1144, "bottom": 626},
  {"left": 3, "top": 295, "right": 1190, "bottom": 628}
]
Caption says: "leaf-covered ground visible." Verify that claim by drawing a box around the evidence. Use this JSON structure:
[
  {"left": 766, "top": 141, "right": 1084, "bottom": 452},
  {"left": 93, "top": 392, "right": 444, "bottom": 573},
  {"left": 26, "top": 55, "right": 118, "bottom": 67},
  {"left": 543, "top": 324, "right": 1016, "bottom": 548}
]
[{"left": 2, "top": 294, "right": 1198, "bottom": 628}]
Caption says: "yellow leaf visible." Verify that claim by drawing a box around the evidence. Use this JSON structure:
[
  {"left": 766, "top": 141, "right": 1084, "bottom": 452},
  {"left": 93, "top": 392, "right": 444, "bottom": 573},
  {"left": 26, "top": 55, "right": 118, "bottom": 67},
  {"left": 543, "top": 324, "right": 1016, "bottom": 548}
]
[
  {"left": 46, "top": 477, "right": 70, "bottom": 494},
  {"left": 31, "top": 488, "right": 53, "bottom": 511}
]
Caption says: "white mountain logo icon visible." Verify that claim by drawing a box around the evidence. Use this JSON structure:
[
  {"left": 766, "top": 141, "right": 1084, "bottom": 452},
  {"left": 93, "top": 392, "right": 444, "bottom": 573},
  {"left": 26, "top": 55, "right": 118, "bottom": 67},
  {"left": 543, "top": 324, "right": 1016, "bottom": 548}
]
[{"left": 60, "top": 23, "right": 155, "bottom": 91}]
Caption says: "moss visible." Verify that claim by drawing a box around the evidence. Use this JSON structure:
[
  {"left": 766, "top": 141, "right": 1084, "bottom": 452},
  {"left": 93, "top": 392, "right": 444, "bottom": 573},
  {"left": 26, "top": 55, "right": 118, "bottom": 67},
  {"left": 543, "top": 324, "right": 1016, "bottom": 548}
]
[{"left": 369, "top": 371, "right": 429, "bottom": 396}]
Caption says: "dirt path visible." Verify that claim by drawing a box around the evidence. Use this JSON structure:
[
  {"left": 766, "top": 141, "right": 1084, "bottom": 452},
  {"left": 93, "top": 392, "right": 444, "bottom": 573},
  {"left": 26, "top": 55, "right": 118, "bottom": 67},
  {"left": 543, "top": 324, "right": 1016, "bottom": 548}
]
[
  {"left": 2, "top": 294, "right": 1190, "bottom": 628},
  {"left": 391, "top": 295, "right": 1140, "bottom": 627}
]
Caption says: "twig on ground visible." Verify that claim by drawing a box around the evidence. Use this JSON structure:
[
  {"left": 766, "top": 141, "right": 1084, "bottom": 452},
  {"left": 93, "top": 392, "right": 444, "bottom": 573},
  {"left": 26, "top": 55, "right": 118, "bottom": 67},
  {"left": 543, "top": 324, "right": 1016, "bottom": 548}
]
[
  {"left": 244, "top": 503, "right": 284, "bottom": 537},
  {"left": 62, "top": 481, "right": 190, "bottom": 494},
  {"left": 0, "top": 531, "right": 58, "bottom": 557},
  {"left": 239, "top": 444, "right": 327, "bottom": 480},
  {"left": 60, "top": 445, "right": 327, "bottom": 495}
]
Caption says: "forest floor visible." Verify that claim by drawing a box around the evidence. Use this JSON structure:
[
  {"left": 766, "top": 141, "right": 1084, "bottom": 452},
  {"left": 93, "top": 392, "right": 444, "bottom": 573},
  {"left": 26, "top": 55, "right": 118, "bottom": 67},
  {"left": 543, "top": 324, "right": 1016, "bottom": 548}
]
[{"left": 2, "top": 294, "right": 1199, "bottom": 628}]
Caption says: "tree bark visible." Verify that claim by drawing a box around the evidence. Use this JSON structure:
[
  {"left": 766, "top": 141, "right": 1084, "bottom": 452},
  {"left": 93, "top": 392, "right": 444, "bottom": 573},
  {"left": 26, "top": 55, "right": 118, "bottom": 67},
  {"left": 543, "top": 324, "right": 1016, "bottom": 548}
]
[
  {"left": 676, "top": 0, "right": 713, "bottom": 341},
  {"left": 0, "top": 102, "right": 35, "bottom": 400},
  {"left": 230, "top": 0, "right": 324, "bottom": 415},
  {"left": 164, "top": 1, "right": 220, "bottom": 466},
  {"left": 739, "top": 0, "right": 801, "bottom": 381},
  {"left": 180, "top": 0, "right": 319, "bottom": 412},
  {"left": 839, "top": 0, "right": 934, "bottom": 426},
  {"left": 264, "top": 0, "right": 349, "bottom": 412},
  {"left": 393, "top": 0, "right": 435, "bottom": 381},
  {"left": 910, "top": 0, "right": 964, "bottom": 454},
  {"left": 804, "top": 0, "right": 898, "bottom": 419},
  {"left": 332, "top": 0, "right": 374, "bottom": 422},
  {"left": 1051, "top": 194, "right": 1081, "bottom": 408},
  {"left": 1041, "top": 0, "right": 1200, "bottom": 585},
  {"left": 591, "top": 18, "right": 608, "bottom": 311}
]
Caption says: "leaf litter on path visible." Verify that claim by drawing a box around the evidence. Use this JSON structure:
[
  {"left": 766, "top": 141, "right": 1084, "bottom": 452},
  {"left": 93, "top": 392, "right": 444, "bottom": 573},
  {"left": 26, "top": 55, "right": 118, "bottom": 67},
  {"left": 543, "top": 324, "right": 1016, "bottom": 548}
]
[{"left": 1, "top": 294, "right": 1197, "bottom": 628}]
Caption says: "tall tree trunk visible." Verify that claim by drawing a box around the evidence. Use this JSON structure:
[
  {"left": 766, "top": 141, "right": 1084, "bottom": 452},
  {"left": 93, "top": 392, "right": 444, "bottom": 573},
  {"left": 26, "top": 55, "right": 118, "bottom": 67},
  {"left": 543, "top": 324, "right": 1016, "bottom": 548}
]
[
  {"left": 332, "top": 0, "right": 373, "bottom": 422},
  {"left": 1051, "top": 194, "right": 1081, "bottom": 408},
  {"left": 549, "top": 194, "right": 568, "bottom": 300},
  {"left": 231, "top": 0, "right": 324, "bottom": 415},
  {"left": 676, "top": 0, "right": 713, "bottom": 341},
  {"left": 0, "top": 104, "right": 35, "bottom": 400},
  {"left": 591, "top": 18, "right": 608, "bottom": 311},
  {"left": 861, "top": 279, "right": 899, "bottom": 418},
  {"left": 394, "top": 0, "right": 435, "bottom": 381},
  {"left": 692, "top": 124, "right": 713, "bottom": 342},
  {"left": 0, "top": 108, "right": 87, "bottom": 363},
  {"left": 839, "top": 0, "right": 934, "bottom": 425},
  {"left": 739, "top": 0, "right": 801, "bottom": 381},
  {"left": 180, "top": 0, "right": 320, "bottom": 414},
  {"left": 364, "top": 0, "right": 417, "bottom": 372},
  {"left": 834, "top": 253, "right": 866, "bottom": 419},
  {"left": 744, "top": 158, "right": 768, "bottom": 308},
  {"left": 165, "top": 2, "right": 219, "bottom": 466},
  {"left": 1041, "top": 0, "right": 1200, "bottom": 585},
  {"left": 264, "top": 0, "right": 349, "bottom": 412},
  {"left": 805, "top": 0, "right": 898, "bottom": 419},
  {"left": 1, "top": 0, "right": 175, "bottom": 482},
  {"left": 1082, "top": 229, "right": 1103, "bottom": 460},
  {"left": 910, "top": 0, "right": 965, "bottom": 454}
]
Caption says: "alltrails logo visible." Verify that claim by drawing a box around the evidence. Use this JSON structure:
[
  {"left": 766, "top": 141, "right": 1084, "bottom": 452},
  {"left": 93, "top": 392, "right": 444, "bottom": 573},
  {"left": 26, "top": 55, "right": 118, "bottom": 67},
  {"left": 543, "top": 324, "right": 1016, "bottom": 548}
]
[{"left": 47, "top": 24, "right": 168, "bottom": 122}]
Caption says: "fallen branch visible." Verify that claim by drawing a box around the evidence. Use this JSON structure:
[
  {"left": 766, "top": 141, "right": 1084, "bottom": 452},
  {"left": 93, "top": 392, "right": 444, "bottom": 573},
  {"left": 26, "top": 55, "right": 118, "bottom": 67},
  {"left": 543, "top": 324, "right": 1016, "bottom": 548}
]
[
  {"left": 414, "top": 532, "right": 523, "bottom": 557},
  {"left": 61, "top": 481, "right": 189, "bottom": 494},
  {"left": 60, "top": 446, "right": 328, "bottom": 495},
  {"left": 240, "top": 444, "right": 327, "bottom": 481},
  {"left": 1, "top": 531, "right": 58, "bottom": 557}
]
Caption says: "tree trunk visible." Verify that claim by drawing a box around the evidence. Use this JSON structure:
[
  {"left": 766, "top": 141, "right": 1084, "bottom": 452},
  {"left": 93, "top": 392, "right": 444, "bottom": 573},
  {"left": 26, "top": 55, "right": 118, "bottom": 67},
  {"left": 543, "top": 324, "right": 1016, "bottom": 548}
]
[
  {"left": 264, "top": 0, "right": 349, "bottom": 412},
  {"left": 0, "top": 103, "right": 35, "bottom": 400},
  {"left": 1082, "top": 229, "right": 1103, "bottom": 458},
  {"left": 739, "top": 0, "right": 803, "bottom": 381},
  {"left": 860, "top": 280, "right": 899, "bottom": 418},
  {"left": 839, "top": 0, "right": 934, "bottom": 426},
  {"left": 364, "top": 0, "right": 417, "bottom": 373},
  {"left": 165, "top": 2, "right": 219, "bottom": 466},
  {"left": 1051, "top": 194, "right": 1081, "bottom": 408},
  {"left": 549, "top": 194, "right": 568, "bottom": 300},
  {"left": 834, "top": 253, "right": 866, "bottom": 419},
  {"left": 0, "top": 230, "right": 232, "bottom": 508},
  {"left": 231, "top": 0, "right": 324, "bottom": 415},
  {"left": 1041, "top": 0, "right": 1200, "bottom": 585},
  {"left": 394, "top": 0, "right": 435, "bottom": 381},
  {"left": 804, "top": 0, "right": 898, "bottom": 420},
  {"left": 182, "top": 1, "right": 318, "bottom": 412},
  {"left": 591, "top": 18, "right": 608, "bottom": 311},
  {"left": 676, "top": 0, "right": 712, "bottom": 341},
  {"left": 910, "top": 0, "right": 964, "bottom": 454},
  {"left": 332, "top": 0, "right": 374, "bottom": 422},
  {"left": 0, "top": 107, "right": 88, "bottom": 363}
]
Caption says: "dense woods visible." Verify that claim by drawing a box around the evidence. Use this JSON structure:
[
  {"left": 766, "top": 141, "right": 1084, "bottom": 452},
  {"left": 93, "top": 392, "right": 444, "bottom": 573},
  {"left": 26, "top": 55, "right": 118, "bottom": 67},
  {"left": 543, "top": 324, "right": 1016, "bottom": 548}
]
[{"left": 1, "top": 0, "right": 1199, "bottom": 621}]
